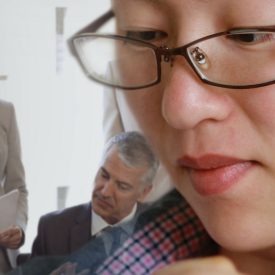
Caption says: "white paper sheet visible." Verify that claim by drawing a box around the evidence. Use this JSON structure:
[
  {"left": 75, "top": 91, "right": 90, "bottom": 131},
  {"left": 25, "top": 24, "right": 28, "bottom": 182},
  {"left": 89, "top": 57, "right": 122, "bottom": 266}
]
[{"left": 0, "top": 189, "right": 19, "bottom": 232}]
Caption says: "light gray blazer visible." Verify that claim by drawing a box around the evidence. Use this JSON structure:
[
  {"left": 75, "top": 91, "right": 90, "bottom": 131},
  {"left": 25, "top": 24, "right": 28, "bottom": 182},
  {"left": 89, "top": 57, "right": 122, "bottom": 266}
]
[{"left": 0, "top": 100, "right": 28, "bottom": 270}]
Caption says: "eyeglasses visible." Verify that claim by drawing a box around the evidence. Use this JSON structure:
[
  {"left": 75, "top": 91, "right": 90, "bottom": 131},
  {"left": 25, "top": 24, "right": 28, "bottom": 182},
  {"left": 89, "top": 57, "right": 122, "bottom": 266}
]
[{"left": 70, "top": 11, "right": 275, "bottom": 90}]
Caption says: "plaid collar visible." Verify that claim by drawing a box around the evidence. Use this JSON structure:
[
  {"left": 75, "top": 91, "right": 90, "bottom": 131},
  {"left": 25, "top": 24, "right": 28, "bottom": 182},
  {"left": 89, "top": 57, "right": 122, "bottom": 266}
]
[{"left": 96, "top": 195, "right": 217, "bottom": 274}]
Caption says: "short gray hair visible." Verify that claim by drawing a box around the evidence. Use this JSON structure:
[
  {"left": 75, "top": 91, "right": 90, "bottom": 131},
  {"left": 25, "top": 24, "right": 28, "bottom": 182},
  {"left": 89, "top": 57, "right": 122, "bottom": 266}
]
[{"left": 103, "top": 131, "right": 159, "bottom": 188}]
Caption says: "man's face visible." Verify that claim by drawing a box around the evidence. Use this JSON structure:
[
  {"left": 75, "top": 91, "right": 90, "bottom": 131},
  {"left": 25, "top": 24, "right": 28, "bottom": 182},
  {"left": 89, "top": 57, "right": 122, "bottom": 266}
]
[{"left": 92, "top": 145, "right": 151, "bottom": 224}]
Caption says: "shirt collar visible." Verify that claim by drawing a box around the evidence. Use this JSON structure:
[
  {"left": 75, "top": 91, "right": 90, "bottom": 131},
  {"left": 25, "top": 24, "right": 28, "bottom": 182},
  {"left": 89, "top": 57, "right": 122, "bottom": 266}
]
[{"left": 91, "top": 203, "right": 137, "bottom": 236}]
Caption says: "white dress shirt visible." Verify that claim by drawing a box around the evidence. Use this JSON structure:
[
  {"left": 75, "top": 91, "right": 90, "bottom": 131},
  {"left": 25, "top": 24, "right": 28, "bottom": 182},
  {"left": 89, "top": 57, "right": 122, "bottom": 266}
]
[{"left": 91, "top": 203, "right": 137, "bottom": 236}]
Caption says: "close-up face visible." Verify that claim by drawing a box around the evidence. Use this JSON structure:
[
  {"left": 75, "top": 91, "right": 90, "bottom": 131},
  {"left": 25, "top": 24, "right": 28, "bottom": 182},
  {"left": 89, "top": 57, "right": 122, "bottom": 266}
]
[
  {"left": 92, "top": 145, "right": 150, "bottom": 224},
  {"left": 112, "top": 0, "right": 275, "bottom": 253}
]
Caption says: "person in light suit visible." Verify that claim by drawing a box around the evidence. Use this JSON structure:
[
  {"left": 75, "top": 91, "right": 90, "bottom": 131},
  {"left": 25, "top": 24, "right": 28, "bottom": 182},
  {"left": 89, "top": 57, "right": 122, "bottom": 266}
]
[
  {"left": 0, "top": 99, "right": 28, "bottom": 273},
  {"left": 30, "top": 131, "right": 158, "bottom": 259}
]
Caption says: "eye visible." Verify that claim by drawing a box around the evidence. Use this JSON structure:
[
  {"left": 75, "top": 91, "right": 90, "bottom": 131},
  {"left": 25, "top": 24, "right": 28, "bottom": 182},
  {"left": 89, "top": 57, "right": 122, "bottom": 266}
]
[
  {"left": 100, "top": 169, "right": 109, "bottom": 180},
  {"left": 126, "top": 30, "right": 167, "bottom": 42},
  {"left": 117, "top": 182, "right": 132, "bottom": 192},
  {"left": 227, "top": 32, "right": 275, "bottom": 45}
]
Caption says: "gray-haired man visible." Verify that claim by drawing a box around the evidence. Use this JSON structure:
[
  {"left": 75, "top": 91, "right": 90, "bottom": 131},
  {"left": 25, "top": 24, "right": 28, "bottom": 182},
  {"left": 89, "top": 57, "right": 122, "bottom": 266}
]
[{"left": 31, "top": 131, "right": 158, "bottom": 259}]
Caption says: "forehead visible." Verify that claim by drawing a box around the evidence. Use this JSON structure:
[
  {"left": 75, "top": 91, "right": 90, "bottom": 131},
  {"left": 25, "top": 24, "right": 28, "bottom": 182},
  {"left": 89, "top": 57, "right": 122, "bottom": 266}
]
[
  {"left": 113, "top": 0, "right": 275, "bottom": 19},
  {"left": 103, "top": 146, "right": 122, "bottom": 166},
  {"left": 113, "top": 0, "right": 275, "bottom": 38},
  {"left": 103, "top": 147, "right": 147, "bottom": 183},
  {"left": 113, "top": 0, "right": 273, "bottom": 6}
]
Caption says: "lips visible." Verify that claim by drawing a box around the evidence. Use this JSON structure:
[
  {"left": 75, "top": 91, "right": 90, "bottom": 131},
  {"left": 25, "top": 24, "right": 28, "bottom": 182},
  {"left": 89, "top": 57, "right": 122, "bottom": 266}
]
[
  {"left": 94, "top": 194, "right": 113, "bottom": 209},
  {"left": 177, "top": 154, "right": 255, "bottom": 196}
]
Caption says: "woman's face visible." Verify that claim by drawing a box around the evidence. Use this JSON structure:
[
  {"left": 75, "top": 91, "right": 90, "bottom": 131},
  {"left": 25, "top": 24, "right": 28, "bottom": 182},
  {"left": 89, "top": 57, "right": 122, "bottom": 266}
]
[{"left": 112, "top": 0, "right": 275, "bottom": 253}]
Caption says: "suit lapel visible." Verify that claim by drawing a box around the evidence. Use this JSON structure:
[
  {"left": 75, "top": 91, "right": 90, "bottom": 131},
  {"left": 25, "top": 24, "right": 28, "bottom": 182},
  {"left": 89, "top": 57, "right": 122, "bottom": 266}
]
[{"left": 70, "top": 203, "right": 92, "bottom": 252}]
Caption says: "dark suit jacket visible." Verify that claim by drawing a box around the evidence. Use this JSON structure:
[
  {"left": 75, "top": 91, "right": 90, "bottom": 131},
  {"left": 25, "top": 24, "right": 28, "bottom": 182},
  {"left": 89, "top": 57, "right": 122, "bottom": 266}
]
[
  {"left": 10, "top": 192, "right": 178, "bottom": 275},
  {"left": 31, "top": 203, "right": 92, "bottom": 258}
]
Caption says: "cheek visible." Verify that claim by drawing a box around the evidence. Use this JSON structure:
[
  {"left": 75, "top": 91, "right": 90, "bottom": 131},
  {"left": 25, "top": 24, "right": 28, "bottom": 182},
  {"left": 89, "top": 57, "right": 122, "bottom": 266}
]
[
  {"left": 116, "top": 193, "right": 135, "bottom": 208},
  {"left": 255, "top": 99, "right": 275, "bottom": 134},
  {"left": 124, "top": 88, "right": 170, "bottom": 156},
  {"left": 125, "top": 89, "right": 161, "bottom": 123},
  {"left": 124, "top": 88, "right": 181, "bottom": 189},
  {"left": 244, "top": 89, "right": 275, "bottom": 158},
  {"left": 93, "top": 178, "right": 102, "bottom": 189},
  {"left": 93, "top": 178, "right": 106, "bottom": 194}
]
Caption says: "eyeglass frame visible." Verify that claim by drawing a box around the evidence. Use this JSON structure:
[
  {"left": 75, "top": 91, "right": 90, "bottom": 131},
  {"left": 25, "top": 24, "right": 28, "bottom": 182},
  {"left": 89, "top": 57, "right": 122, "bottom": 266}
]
[{"left": 69, "top": 10, "right": 275, "bottom": 90}]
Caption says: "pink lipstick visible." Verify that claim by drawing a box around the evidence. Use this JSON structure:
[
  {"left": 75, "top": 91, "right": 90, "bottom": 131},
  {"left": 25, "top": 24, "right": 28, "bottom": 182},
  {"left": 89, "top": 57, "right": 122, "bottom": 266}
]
[{"left": 177, "top": 155, "right": 255, "bottom": 196}]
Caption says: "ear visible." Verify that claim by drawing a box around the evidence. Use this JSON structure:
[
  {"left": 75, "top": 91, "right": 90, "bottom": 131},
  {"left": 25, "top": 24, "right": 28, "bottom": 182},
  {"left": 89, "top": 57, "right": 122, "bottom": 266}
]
[{"left": 137, "top": 184, "right": 153, "bottom": 202}]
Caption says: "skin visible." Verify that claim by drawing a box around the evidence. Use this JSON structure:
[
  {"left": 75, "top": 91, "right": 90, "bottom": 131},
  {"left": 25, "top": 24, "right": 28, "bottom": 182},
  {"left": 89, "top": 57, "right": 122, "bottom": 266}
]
[
  {"left": 0, "top": 225, "right": 23, "bottom": 249},
  {"left": 153, "top": 256, "right": 245, "bottom": 275},
  {"left": 92, "top": 145, "right": 152, "bottom": 224},
  {"left": 112, "top": 0, "right": 275, "bottom": 274}
]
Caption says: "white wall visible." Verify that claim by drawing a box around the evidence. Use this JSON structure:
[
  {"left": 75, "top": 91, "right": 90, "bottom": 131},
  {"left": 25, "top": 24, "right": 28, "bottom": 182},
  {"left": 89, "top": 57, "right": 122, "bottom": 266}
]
[{"left": 0, "top": 0, "right": 111, "bottom": 252}]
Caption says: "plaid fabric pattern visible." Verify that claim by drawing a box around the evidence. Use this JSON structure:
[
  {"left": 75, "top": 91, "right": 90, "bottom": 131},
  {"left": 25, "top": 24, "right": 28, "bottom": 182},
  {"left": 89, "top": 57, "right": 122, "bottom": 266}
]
[{"left": 96, "top": 199, "right": 213, "bottom": 275}]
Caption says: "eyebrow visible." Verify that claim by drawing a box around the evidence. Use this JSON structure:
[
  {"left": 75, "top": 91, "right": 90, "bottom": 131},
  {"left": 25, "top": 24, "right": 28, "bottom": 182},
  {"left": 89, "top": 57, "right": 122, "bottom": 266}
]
[
  {"left": 133, "top": 0, "right": 162, "bottom": 5},
  {"left": 140, "top": 0, "right": 210, "bottom": 3},
  {"left": 147, "top": 0, "right": 162, "bottom": 4},
  {"left": 101, "top": 167, "right": 110, "bottom": 176}
]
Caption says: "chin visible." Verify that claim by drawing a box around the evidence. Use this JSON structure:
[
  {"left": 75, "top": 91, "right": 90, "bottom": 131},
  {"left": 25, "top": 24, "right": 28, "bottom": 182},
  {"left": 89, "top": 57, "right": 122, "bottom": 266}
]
[
  {"left": 93, "top": 204, "right": 105, "bottom": 216},
  {"left": 200, "top": 212, "right": 275, "bottom": 253}
]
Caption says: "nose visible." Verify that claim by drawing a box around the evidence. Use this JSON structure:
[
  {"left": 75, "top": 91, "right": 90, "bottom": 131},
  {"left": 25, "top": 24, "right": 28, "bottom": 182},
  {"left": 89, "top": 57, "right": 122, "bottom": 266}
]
[
  {"left": 100, "top": 181, "right": 114, "bottom": 197},
  {"left": 162, "top": 60, "right": 234, "bottom": 130}
]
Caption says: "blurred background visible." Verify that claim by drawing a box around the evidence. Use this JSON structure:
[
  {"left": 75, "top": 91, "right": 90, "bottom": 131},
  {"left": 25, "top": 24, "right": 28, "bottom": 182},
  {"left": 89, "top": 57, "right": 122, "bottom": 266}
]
[{"left": 0, "top": 0, "right": 111, "bottom": 252}]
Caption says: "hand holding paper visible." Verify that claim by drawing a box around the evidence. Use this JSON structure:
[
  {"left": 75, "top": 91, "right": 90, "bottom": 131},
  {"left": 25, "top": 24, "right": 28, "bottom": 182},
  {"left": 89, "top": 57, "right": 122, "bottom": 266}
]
[
  {"left": 0, "top": 189, "right": 22, "bottom": 248},
  {"left": 0, "top": 189, "right": 19, "bottom": 231},
  {"left": 0, "top": 226, "right": 23, "bottom": 249}
]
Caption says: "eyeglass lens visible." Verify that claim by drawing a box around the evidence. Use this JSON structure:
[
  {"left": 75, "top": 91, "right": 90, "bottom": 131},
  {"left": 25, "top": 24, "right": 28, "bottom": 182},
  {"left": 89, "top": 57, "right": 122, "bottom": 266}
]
[{"left": 74, "top": 31, "right": 275, "bottom": 89}]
